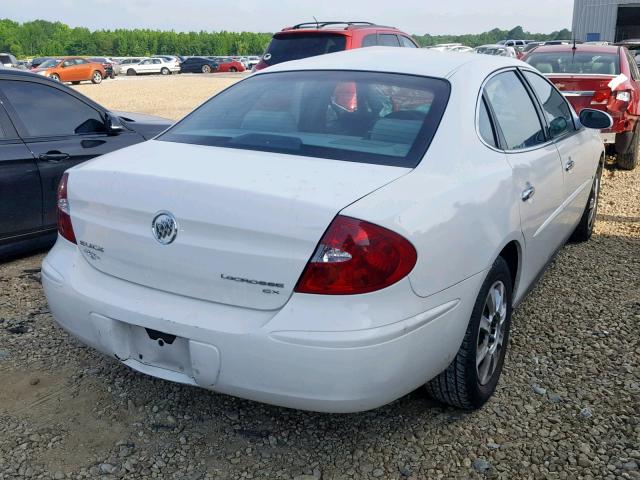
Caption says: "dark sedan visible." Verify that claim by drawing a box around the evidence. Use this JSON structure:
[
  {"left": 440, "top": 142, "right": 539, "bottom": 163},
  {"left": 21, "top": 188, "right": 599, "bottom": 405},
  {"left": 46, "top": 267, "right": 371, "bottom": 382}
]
[
  {"left": 179, "top": 57, "right": 219, "bottom": 74},
  {"left": 0, "top": 69, "right": 172, "bottom": 258}
]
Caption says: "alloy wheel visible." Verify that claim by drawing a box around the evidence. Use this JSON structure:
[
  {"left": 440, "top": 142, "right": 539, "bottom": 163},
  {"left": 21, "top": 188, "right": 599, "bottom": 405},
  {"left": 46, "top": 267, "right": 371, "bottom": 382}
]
[
  {"left": 587, "top": 172, "right": 600, "bottom": 229},
  {"left": 476, "top": 281, "right": 507, "bottom": 386}
]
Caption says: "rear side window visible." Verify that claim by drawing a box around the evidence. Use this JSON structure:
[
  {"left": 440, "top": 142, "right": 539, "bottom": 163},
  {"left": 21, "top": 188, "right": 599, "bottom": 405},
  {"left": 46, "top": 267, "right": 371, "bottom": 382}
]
[
  {"left": 362, "top": 34, "right": 378, "bottom": 47},
  {"left": 522, "top": 70, "right": 576, "bottom": 138},
  {"left": 2, "top": 80, "right": 106, "bottom": 137},
  {"left": 378, "top": 34, "right": 400, "bottom": 47},
  {"left": 159, "top": 70, "right": 451, "bottom": 168},
  {"left": 478, "top": 98, "right": 497, "bottom": 148},
  {"left": 484, "top": 71, "right": 545, "bottom": 150},
  {"left": 264, "top": 34, "right": 347, "bottom": 66}
]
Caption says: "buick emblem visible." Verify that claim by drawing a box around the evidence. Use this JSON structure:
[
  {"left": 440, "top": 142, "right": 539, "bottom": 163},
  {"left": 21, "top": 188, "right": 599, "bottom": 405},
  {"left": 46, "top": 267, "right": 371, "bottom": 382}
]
[{"left": 151, "top": 211, "right": 178, "bottom": 245}]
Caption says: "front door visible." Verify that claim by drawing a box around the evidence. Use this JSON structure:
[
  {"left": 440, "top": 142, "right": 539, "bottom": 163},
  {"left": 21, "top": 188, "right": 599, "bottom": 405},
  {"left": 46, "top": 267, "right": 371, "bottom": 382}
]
[
  {"left": 0, "top": 78, "right": 143, "bottom": 228},
  {"left": 522, "top": 70, "right": 599, "bottom": 230}
]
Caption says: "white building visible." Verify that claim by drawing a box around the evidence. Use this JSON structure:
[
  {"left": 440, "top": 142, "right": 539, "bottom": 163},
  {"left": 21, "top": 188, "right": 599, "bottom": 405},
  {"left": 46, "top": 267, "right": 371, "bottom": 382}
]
[{"left": 573, "top": 0, "right": 640, "bottom": 42}]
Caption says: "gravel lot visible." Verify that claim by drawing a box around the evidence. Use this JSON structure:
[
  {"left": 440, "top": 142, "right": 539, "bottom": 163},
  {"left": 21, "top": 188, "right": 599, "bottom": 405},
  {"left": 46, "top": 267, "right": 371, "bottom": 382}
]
[
  {"left": 0, "top": 75, "right": 638, "bottom": 480},
  {"left": 74, "top": 73, "right": 247, "bottom": 121}
]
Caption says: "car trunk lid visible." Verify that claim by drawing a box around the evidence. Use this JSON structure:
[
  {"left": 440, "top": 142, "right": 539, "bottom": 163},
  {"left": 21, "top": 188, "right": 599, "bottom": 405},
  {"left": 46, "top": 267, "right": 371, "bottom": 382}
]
[
  {"left": 68, "top": 140, "right": 408, "bottom": 310},
  {"left": 546, "top": 74, "right": 617, "bottom": 113}
]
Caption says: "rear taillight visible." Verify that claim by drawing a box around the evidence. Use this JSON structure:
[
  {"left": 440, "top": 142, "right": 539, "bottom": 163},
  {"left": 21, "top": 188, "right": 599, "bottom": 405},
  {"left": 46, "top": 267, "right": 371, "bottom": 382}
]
[
  {"left": 57, "top": 173, "right": 76, "bottom": 244},
  {"left": 607, "top": 89, "right": 632, "bottom": 113},
  {"left": 294, "top": 216, "right": 417, "bottom": 295},
  {"left": 591, "top": 89, "right": 611, "bottom": 104}
]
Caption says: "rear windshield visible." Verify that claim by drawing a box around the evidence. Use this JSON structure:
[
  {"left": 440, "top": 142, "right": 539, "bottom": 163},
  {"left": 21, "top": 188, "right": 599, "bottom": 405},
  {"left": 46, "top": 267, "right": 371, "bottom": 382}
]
[
  {"left": 263, "top": 33, "right": 347, "bottom": 66},
  {"left": 159, "top": 70, "right": 450, "bottom": 167},
  {"left": 526, "top": 51, "right": 621, "bottom": 75}
]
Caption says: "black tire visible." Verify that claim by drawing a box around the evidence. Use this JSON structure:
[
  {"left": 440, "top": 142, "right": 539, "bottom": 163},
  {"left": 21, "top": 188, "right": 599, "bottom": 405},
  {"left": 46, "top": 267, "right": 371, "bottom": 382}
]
[
  {"left": 202, "top": 64, "right": 211, "bottom": 73},
  {"left": 229, "top": 67, "right": 237, "bottom": 72},
  {"left": 616, "top": 126, "right": 639, "bottom": 170},
  {"left": 90, "top": 71, "right": 103, "bottom": 84},
  {"left": 570, "top": 162, "right": 603, "bottom": 242},
  {"left": 50, "top": 73, "right": 60, "bottom": 82},
  {"left": 71, "top": 81, "right": 80, "bottom": 85},
  {"left": 127, "top": 69, "right": 137, "bottom": 76},
  {"left": 161, "top": 67, "right": 170, "bottom": 75},
  {"left": 426, "top": 256, "right": 513, "bottom": 410}
]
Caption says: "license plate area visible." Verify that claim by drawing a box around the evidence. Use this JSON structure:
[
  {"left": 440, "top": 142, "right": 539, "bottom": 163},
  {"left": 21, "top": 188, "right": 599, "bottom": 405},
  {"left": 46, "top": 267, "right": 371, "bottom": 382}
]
[{"left": 130, "top": 325, "right": 190, "bottom": 374}]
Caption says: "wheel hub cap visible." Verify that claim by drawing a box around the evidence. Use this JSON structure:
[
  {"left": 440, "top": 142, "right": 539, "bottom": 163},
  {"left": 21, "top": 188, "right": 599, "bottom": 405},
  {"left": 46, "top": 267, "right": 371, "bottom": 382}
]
[{"left": 476, "top": 281, "right": 507, "bottom": 386}]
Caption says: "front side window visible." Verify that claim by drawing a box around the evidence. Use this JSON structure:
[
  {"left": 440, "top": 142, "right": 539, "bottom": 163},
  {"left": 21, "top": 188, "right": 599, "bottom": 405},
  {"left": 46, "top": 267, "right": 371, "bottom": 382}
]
[
  {"left": 159, "top": 71, "right": 450, "bottom": 167},
  {"left": 484, "top": 71, "right": 545, "bottom": 150},
  {"left": 2, "top": 81, "right": 106, "bottom": 137},
  {"left": 399, "top": 36, "right": 418, "bottom": 48},
  {"left": 523, "top": 70, "right": 576, "bottom": 138}
]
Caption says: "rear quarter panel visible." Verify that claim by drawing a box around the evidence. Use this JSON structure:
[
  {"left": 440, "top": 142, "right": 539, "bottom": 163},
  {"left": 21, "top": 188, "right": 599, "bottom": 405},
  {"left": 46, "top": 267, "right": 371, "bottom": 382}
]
[{"left": 342, "top": 69, "right": 523, "bottom": 298}]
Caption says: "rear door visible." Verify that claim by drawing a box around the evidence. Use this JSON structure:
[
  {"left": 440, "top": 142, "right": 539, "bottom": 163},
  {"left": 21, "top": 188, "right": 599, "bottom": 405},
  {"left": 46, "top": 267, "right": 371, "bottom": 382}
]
[
  {"left": 484, "top": 70, "right": 566, "bottom": 288},
  {"left": 0, "top": 78, "right": 144, "bottom": 228},
  {"left": 0, "top": 98, "right": 42, "bottom": 240}
]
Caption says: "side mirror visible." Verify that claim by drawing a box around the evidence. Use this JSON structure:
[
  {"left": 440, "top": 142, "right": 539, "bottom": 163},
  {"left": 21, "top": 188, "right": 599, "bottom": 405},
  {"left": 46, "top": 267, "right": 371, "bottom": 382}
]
[
  {"left": 579, "top": 109, "right": 613, "bottom": 130},
  {"left": 549, "top": 117, "right": 568, "bottom": 137},
  {"left": 105, "top": 112, "right": 125, "bottom": 135}
]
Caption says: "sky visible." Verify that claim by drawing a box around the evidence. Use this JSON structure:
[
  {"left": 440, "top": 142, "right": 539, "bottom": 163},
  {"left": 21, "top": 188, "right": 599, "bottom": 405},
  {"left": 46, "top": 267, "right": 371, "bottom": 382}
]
[{"left": 2, "top": 0, "right": 575, "bottom": 36}]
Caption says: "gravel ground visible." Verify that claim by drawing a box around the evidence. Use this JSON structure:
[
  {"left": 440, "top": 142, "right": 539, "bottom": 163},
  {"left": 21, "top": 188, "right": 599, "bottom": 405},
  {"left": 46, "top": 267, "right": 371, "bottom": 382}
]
[
  {"left": 74, "top": 73, "right": 247, "bottom": 120},
  {"left": 0, "top": 77, "right": 638, "bottom": 479}
]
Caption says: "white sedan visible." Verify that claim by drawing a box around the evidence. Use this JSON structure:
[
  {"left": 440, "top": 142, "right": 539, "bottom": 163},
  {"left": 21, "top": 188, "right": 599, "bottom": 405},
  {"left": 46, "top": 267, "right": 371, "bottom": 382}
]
[
  {"left": 42, "top": 48, "right": 611, "bottom": 413},
  {"left": 124, "top": 57, "right": 179, "bottom": 75}
]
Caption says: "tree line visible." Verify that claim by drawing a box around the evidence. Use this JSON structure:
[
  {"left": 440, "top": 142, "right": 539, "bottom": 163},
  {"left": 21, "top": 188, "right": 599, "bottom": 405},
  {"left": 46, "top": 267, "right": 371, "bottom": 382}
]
[
  {"left": 413, "top": 26, "right": 573, "bottom": 48},
  {"left": 0, "top": 19, "right": 572, "bottom": 58},
  {"left": 0, "top": 19, "right": 272, "bottom": 58}
]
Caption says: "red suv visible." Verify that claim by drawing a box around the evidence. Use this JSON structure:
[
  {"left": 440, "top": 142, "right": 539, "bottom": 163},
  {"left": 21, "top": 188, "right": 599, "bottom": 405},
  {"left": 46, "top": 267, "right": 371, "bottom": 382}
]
[
  {"left": 524, "top": 44, "right": 640, "bottom": 170},
  {"left": 254, "top": 21, "right": 419, "bottom": 72}
]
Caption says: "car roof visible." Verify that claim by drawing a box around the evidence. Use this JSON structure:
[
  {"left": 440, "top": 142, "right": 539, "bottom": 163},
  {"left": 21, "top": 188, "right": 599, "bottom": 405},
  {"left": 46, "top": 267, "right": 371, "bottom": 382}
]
[
  {"left": 257, "top": 46, "right": 525, "bottom": 79},
  {"left": 530, "top": 44, "right": 620, "bottom": 54},
  {"left": 281, "top": 21, "right": 398, "bottom": 32}
]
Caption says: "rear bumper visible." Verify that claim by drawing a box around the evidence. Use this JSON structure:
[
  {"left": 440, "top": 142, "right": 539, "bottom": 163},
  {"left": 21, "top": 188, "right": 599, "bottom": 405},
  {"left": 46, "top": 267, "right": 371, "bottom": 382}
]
[{"left": 42, "top": 238, "right": 483, "bottom": 412}]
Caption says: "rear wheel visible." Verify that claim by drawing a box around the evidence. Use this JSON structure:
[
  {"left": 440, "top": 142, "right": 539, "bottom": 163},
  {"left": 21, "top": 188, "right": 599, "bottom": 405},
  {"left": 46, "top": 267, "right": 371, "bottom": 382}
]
[
  {"left": 91, "top": 71, "right": 103, "bottom": 84},
  {"left": 426, "top": 256, "right": 513, "bottom": 410},
  {"left": 161, "top": 67, "right": 170, "bottom": 75},
  {"left": 127, "top": 69, "right": 137, "bottom": 76},
  {"left": 49, "top": 73, "right": 60, "bottom": 82},
  {"left": 570, "top": 162, "right": 603, "bottom": 242},
  {"left": 616, "top": 126, "right": 639, "bottom": 170},
  {"left": 229, "top": 67, "right": 237, "bottom": 72},
  {"left": 202, "top": 64, "right": 211, "bottom": 73}
]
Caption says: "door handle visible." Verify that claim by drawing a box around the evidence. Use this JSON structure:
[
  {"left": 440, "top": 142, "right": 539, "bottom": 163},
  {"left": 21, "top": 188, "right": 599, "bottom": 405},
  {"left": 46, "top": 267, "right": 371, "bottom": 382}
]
[
  {"left": 565, "top": 158, "right": 575, "bottom": 172},
  {"left": 522, "top": 183, "right": 536, "bottom": 202},
  {"left": 38, "top": 152, "right": 70, "bottom": 162}
]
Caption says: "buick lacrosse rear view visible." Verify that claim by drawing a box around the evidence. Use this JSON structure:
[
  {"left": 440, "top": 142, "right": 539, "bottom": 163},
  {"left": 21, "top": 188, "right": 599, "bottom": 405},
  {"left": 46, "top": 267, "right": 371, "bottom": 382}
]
[{"left": 42, "top": 48, "right": 609, "bottom": 412}]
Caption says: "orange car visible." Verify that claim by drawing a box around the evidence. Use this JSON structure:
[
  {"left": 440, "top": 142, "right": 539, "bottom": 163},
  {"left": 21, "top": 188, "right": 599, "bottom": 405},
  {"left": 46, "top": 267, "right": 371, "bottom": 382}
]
[{"left": 31, "top": 57, "right": 106, "bottom": 84}]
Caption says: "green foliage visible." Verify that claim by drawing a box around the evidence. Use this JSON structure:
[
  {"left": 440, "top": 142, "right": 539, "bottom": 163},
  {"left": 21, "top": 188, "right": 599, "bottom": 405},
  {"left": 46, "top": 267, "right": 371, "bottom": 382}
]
[
  {"left": 0, "top": 18, "right": 272, "bottom": 57},
  {"left": 413, "top": 26, "right": 573, "bottom": 48},
  {"left": 0, "top": 18, "right": 572, "bottom": 58}
]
